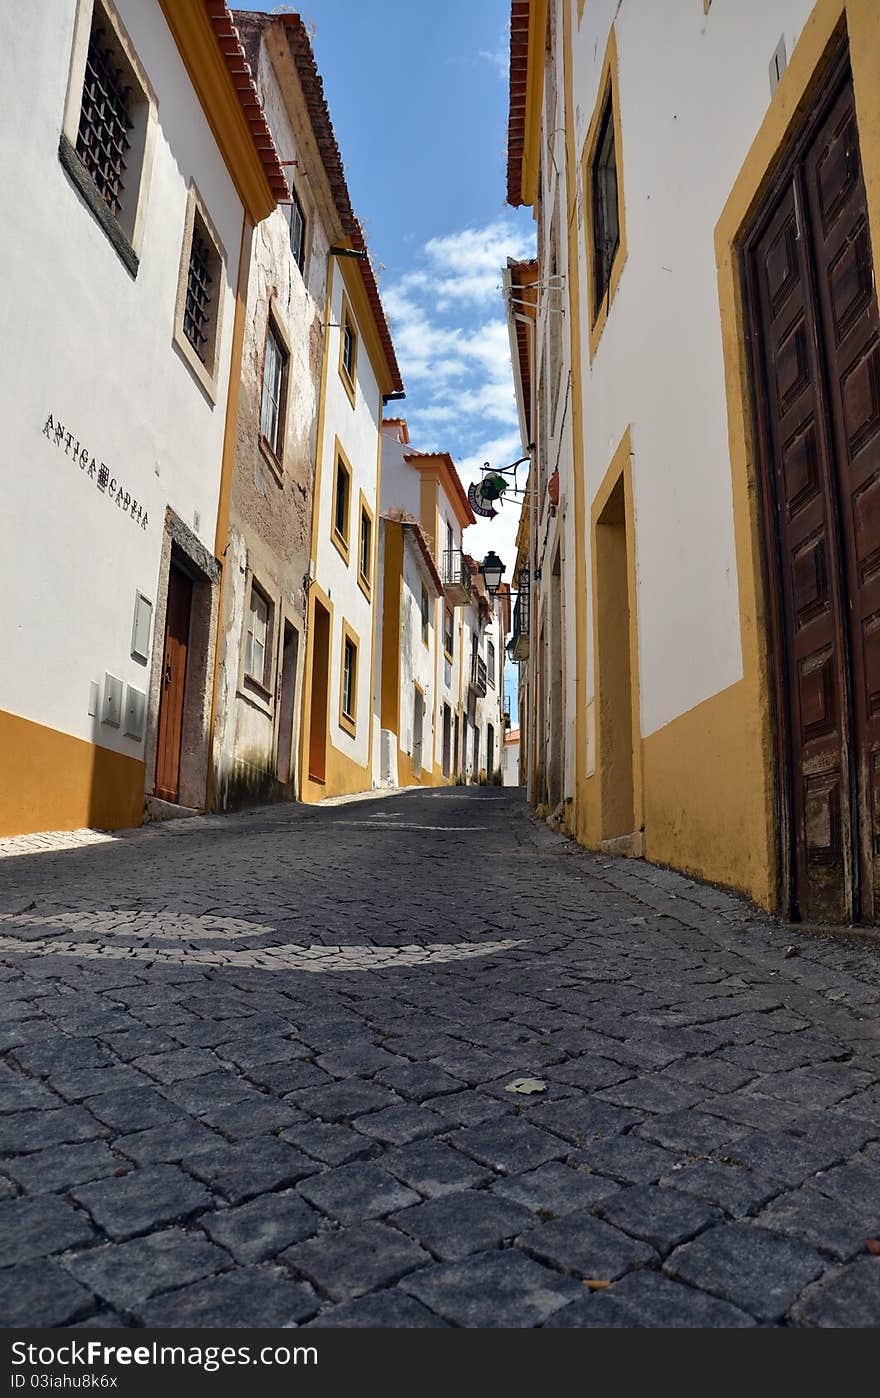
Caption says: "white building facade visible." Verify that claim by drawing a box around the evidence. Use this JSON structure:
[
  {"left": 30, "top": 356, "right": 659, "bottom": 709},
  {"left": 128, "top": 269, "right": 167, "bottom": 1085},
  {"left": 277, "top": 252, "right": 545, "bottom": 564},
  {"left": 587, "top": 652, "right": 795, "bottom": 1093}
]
[{"left": 0, "top": 0, "right": 285, "bottom": 835}]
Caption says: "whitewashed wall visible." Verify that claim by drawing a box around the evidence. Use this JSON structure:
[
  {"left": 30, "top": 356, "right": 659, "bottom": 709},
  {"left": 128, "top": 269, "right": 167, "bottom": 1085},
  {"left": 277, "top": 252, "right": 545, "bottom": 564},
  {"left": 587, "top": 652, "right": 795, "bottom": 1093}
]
[
  {"left": 568, "top": 0, "right": 816, "bottom": 738},
  {"left": 0, "top": 0, "right": 243, "bottom": 765},
  {"left": 314, "top": 259, "right": 382, "bottom": 772}
]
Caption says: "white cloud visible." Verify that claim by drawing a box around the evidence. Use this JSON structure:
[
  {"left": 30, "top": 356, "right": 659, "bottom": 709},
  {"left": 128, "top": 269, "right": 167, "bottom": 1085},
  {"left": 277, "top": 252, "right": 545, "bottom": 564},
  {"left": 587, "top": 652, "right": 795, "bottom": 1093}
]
[
  {"left": 478, "top": 45, "right": 508, "bottom": 79},
  {"left": 383, "top": 214, "right": 535, "bottom": 582}
]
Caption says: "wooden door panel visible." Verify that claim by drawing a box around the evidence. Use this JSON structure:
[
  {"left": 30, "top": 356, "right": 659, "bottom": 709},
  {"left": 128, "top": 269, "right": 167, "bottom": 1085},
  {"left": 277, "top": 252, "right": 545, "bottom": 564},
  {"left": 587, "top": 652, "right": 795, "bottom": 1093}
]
[
  {"left": 154, "top": 565, "right": 192, "bottom": 804},
  {"left": 804, "top": 70, "right": 880, "bottom": 919},
  {"left": 753, "top": 172, "right": 852, "bottom": 921}
]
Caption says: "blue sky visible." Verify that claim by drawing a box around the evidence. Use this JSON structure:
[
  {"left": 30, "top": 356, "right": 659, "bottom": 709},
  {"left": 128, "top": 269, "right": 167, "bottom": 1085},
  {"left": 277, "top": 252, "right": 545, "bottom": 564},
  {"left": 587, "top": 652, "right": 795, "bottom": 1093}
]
[{"left": 235, "top": 1, "right": 534, "bottom": 722}]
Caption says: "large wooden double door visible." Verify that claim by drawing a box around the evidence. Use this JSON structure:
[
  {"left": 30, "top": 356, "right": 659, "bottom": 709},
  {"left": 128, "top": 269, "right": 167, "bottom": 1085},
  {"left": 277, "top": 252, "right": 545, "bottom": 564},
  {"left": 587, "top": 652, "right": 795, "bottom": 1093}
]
[{"left": 746, "top": 50, "right": 880, "bottom": 922}]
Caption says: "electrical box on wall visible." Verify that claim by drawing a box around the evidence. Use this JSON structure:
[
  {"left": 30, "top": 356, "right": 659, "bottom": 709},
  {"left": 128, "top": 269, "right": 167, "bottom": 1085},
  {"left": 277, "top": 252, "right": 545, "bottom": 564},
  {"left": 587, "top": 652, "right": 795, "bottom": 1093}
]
[
  {"left": 123, "top": 685, "right": 146, "bottom": 741},
  {"left": 131, "top": 592, "right": 153, "bottom": 664},
  {"left": 102, "top": 674, "right": 123, "bottom": 727}
]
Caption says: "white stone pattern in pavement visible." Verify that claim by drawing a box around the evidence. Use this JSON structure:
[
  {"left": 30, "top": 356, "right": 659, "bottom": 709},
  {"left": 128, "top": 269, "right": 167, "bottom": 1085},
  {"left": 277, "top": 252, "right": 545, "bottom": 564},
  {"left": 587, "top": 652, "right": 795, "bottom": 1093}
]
[
  {"left": 0, "top": 828, "right": 120, "bottom": 859},
  {"left": 0, "top": 910, "right": 526, "bottom": 972}
]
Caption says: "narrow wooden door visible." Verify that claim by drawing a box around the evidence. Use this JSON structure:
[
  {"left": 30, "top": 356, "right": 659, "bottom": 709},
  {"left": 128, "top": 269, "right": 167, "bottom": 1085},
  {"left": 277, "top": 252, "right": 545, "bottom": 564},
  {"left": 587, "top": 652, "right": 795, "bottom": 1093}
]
[
  {"left": 154, "top": 565, "right": 192, "bottom": 803},
  {"left": 413, "top": 688, "right": 424, "bottom": 776},
  {"left": 747, "top": 53, "right": 880, "bottom": 921}
]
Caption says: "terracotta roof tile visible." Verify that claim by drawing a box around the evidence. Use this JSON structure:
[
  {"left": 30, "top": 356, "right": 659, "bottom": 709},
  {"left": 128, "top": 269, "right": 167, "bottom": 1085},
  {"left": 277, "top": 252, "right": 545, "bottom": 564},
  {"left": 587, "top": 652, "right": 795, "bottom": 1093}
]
[
  {"left": 203, "top": 2, "right": 289, "bottom": 202},
  {"left": 507, "top": 1, "right": 532, "bottom": 207}
]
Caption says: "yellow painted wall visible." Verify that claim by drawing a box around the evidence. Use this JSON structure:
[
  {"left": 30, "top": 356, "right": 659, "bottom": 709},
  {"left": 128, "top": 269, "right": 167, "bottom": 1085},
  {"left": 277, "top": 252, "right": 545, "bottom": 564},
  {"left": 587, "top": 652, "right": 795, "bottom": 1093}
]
[{"left": 0, "top": 710, "right": 144, "bottom": 837}]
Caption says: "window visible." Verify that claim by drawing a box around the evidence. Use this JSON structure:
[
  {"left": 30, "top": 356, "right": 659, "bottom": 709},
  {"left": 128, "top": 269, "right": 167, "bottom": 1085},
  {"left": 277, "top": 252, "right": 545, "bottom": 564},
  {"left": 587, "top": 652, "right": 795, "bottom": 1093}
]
[
  {"left": 286, "top": 187, "right": 306, "bottom": 273},
  {"left": 260, "top": 317, "right": 289, "bottom": 461},
  {"left": 444, "top": 608, "right": 455, "bottom": 659},
  {"left": 358, "top": 498, "right": 372, "bottom": 595},
  {"left": 76, "top": 15, "right": 133, "bottom": 219},
  {"left": 421, "top": 585, "right": 430, "bottom": 645},
  {"left": 173, "top": 185, "right": 226, "bottom": 397},
  {"left": 487, "top": 639, "right": 496, "bottom": 688},
  {"left": 245, "top": 584, "right": 271, "bottom": 688},
  {"left": 60, "top": 0, "right": 155, "bottom": 274},
  {"left": 339, "top": 626, "right": 359, "bottom": 736},
  {"left": 338, "top": 295, "right": 358, "bottom": 406},
  {"left": 332, "top": 447, "right": 352, "bottom": 560},
  {"left": 591, "top": 92, "right": 620, "bottom": 316}
]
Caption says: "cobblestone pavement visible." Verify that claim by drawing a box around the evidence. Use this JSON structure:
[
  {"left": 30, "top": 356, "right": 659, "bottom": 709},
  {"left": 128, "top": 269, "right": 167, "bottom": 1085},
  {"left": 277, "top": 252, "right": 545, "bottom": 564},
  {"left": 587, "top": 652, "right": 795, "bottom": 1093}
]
[{"left": 1, "top": 789, "right": 879, "bottom": 1329}]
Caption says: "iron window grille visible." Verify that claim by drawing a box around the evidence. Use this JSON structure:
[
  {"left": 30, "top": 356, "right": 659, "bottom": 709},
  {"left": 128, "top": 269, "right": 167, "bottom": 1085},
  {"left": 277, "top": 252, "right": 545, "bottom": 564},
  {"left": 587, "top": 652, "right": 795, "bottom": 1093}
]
[
  {"left": 591, "top": 92, "right": 620, "bottom": 315},
  {"left": 76, "top": 19, "right": 133, "bottom": 219},
  {"left": 184, "top": 227, "right": 214, "bottom": 362}
]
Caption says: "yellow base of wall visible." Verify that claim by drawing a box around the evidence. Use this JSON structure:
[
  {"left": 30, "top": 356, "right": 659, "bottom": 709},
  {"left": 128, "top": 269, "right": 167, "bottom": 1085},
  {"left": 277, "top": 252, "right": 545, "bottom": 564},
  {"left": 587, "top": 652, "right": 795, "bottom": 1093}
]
[
  {"left": 300, "top": 739, "right": 373, "bottom": 804},
  {"left": 568, "top": 679, "right": 776, "bottom": 911},
  {"left": 0, "top": 710, "right": 145, "bottom": 837},
  {"left": 642, "top": 679, "right": 775, "bottom": 909}
]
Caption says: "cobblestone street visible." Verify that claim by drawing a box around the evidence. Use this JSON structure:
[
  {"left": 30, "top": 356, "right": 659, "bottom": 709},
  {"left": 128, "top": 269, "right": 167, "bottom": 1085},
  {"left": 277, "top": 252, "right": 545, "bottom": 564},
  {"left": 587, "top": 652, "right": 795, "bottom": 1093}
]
[{"left": 1, "top": 788, "right": 879, "bottom": 1329}]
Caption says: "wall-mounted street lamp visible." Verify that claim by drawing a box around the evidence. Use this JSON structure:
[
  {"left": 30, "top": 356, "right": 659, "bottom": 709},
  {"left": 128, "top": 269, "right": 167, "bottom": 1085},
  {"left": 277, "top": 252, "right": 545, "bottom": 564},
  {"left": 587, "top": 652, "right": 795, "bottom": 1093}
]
[
  {"left": 480, "top": 551, "right": 506, "bottom": 596},
  {"left": 329, "top": 246, "right": 367, "bottom": 259}
]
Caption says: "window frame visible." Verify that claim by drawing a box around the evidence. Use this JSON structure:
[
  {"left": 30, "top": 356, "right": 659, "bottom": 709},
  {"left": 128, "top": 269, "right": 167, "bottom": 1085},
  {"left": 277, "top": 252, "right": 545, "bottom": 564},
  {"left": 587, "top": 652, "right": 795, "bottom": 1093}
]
[
  {"left": 338, "top": 621, "right": 359, "bottom": 737},
  {"left": 286, "top": 184, "right": 307, "bottom": 275},
  {"left": 60, "top": 0, "right": 158, "bottom": 277},
  {"left": 420, "top": 583, "right": 431, "bottom": 647},
  {"left": 357, "top": 491, "right": 374, "bottom": 599},
  {"left": 487, "top": 638, "right": 496, "bottom": 688},
  {"left": 581, "top": 27, "right": 627, "bottom": 360},
  {"left": 243, "top": 578, "right": 273, "bottom": 696},
  {"left": 173, "top": 180, "right": 227, "bottom": 402},
  {"left": 259, "top": 309, "right": 291, "bottom": 472},
  {"left": 331, "top": 441, "right": 353, "bottom": 563},
  {"left": 338, "top": 293, "right": 359, "bottom": 407},
  {"left": 444, "top": 607, "right": 455, "bottom": 661}
]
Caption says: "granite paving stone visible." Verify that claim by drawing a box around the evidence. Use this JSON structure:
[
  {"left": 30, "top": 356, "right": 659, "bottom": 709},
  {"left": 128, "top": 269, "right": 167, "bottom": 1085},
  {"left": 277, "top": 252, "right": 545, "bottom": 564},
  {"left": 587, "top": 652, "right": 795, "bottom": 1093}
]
[
  {"left": 199, "top": 1191, "right": 321, "bottom": 1264},
  {"left": 1, "top": 1195, "right": 96, "bottom": 1265},
  {"left": 0, "top": 1260, "right": 96, "bottom": 1327},
  {"left": 62, "top": 1228, "right": 229, "bottom": 1308},
  {"left": 568, "top": 1136, "right": 682, "bottom": 1186},
  {"left": 297, "top": 1162, "right": 421, "bottom": 1224},
  {"left": 490, "top": 1162, "right": 621, "bottom": 1216},
  {"left": 137, "top": 1265, "right": 318, "bottom": 1328},
  {"left": 282, "top": 1220, "right": 431, "bottom": 1301},
  {"left": 664, "top": 1223, "right": 825, "bottom": 1321},
  {"left": 391, "top": 1191, "right": 535, "bottom": 1261},
  {"left": 791, "top": 1259, "right": 880, "bottom": 1327},
  {"left": 594, "top": 1184, "right": 721, "bottom": 1253},
  {"left": 544, "top": 1268, "right": 756, "bottom": 1328},
  {"left": 3, "top": 1140, "right": 121, "bottom": 1195},
  {"left": 72, "top": 1164, "right": 212, "bottom": 1240},
  {"left": 658, "top": 1161, "right": 782, "bottom": 1217},
  {"left": 305, "top": 1294, "right": 448, "bottom": 1327},
  {"left": 448, "top": 1118, "right": 566, "bottom": 1175},
  {"left": 515, "top": 1208, "right": 657, "bottom": 1280},
  {"left": 182, "top": 1139, "right": 318, "bottom": 1205},
  {"left": 381, "top": 1138, "right": 493, "bottom": 1197},
  {"left": 751, "top": 1188, "right": 878, "bottom": 1261},
  {"left": 402, "top": 1249, "right": 583, "bottom": 1327}
]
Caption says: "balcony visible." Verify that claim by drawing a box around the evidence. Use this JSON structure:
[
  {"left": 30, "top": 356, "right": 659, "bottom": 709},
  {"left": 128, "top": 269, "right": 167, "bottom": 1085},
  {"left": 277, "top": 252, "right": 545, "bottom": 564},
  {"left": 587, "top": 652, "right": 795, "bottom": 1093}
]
[
  {"left": 469, "top": 654, "right": 488, "bottom": 698},
  {"left": 442, "top": 548, "right": 472, "bottom": 604},
  {"left": 508, "top": 580, "right": 530, "bottom": 662}
]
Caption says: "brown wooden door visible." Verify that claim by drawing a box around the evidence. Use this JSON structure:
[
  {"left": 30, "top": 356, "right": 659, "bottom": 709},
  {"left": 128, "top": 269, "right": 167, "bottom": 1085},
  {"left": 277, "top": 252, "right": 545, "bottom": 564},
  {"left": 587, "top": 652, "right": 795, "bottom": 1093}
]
[
  {"left": 747, "top": 51, "right": 880, "bottom": 922},
  {"left": 154, "top": 564, "right": 192, "bottom": 803}
]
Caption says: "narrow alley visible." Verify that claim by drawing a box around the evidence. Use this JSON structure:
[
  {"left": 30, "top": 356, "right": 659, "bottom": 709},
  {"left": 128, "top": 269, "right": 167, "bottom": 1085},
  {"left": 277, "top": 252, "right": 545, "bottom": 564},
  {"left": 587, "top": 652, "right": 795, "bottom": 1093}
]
[{"left": 1, "top": 789, "right": 878, "bottom": 1328}]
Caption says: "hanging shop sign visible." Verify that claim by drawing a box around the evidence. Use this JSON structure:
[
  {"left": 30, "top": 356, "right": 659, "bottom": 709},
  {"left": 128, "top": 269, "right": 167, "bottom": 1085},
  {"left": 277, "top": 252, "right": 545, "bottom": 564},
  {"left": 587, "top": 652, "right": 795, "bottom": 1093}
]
[{"left": 42, "top": 413, "right": 149, "bottom": 530}]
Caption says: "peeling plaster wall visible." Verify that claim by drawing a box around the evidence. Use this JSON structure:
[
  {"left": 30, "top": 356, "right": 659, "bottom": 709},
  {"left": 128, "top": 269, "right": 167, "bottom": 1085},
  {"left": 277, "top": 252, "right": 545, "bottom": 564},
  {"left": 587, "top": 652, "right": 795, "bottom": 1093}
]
[{"left": 212, "top": 26, "right": 327, "bottom": 809}]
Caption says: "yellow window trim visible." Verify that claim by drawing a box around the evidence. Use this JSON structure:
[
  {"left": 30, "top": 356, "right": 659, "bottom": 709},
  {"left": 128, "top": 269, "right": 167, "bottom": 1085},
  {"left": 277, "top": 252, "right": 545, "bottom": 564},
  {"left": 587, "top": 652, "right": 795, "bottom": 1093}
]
[
  {"left": 337, "top": 291, "right": 358, "bottom": 409},
  {"left": 357, "top": 489, "right": 374, "bottom": 600},
  {"left": 581, "top": 25, "right": 627, "bottom": 363},
  {"left": 331, "top": 438, "right": 352, "bottom": 565},
  {"left": 338, "top": 619, "right": 360, "bottom": 738},
  {"left": 577, "top": 0, "right": 586, "bottom": 24}
]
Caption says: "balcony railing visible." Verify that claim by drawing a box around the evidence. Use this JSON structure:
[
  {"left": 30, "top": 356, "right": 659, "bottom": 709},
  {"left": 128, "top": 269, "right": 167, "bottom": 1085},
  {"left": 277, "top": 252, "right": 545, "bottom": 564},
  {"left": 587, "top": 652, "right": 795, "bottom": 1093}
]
[
  {"left": 508, "top": 573, "right": 530, "bottom": 662},
  {"left": 470, "top": 654, "right": 488, "bottom": 697},
  {"left": 442, "top": 548, "right": 472, "bottom": 604}
]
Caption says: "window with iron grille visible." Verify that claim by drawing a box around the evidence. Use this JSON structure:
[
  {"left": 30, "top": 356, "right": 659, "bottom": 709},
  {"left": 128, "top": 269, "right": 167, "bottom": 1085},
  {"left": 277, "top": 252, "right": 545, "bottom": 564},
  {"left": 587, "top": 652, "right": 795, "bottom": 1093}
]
[
  {"left": 76, "top": 13, "right": 133, "bottom": 219},
  {"left": 184, "top": 224, "right": 214, "bottom": 363},
  {"left": 286, "top": 188, "right": 307, "bottom": 273},
  {"left": 591, "top": 90, "right": 620, "bottom": 316},
  {"left": 260, "top": 318, "right": 288, "bottom": 459}
]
